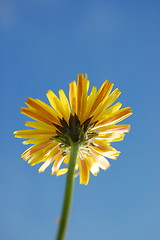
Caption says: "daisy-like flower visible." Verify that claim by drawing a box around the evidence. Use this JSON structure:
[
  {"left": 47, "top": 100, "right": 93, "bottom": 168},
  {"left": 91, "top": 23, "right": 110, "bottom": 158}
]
[{"left": 14, "top": 74, "right": 132, "bottom": 185}]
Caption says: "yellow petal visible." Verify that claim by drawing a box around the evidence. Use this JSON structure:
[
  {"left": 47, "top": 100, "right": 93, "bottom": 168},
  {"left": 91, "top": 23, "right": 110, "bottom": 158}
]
[
  {"left": 20, "top": 107, "right": 54, "bottom": 125},
  {"left": 94, "top": 107, "right": 132, "bottom": 128},
  {"left": 26, "top": 98, "right": 59, "bottom": 124},
  {"left": 104, "top": 88, "right": 121, "bottom": 109},
  {"left": 47, "top": 90, "right": 69, "bottom": 121},
  {"left": 88, "top": 80, "right": 113, "bottom": 116},
  {"left": 63, "top": 154, "right": 70, "bottom": 164},
  {"left": 82, "top": 86, "right": 97, "bottom": 122},
  {"left": 59, "top": 89, "right": 71, "bottom": 121},
  {"left": 28, "top": 144, "right": 60, "bottom": 165},
  {"left": 22, "top": 141, "right": 57, "bottom": 160},
  {"left": 22, "top": 137, "right": 52, "bottom": 145},
  {"left": 91, "top": 141, "right": 120, "bottom": 159},
  {"left": 56, "top": 168, "right": 68, "bottom": 176},
  {"left": 28, "top": 152, "right": 48, "bottom": 165},
  {"left": 69, "top": 81, "right": 77, "bottom": 114},
  {"left": 24, "top": 121, "right": 56, "bottom": 131},
  {"left": 77, "top": 74, "right": 90, "bottom": 121},
  {"left": 14, "top": 129, "right": 55, "bottom": 139},
  {"left": 79, "top": 157, "right": 90, "bottom": 185},
  {"left": 92, "top": 102, "right": 122, "bottom": 122},
  {"left": 96, "top": 132, "right": 125, "bottom": 142}
]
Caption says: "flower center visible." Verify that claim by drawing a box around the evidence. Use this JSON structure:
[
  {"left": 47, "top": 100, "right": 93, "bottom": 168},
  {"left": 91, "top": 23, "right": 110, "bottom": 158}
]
[{"left": 52, "top": 114, "right": 98, "bottom": 151}]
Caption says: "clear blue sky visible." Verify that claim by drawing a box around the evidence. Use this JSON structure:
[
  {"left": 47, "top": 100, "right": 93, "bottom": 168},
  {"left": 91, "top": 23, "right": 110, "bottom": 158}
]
[{"left": 1, "top": 0, "right": 160, "bottom": 239}]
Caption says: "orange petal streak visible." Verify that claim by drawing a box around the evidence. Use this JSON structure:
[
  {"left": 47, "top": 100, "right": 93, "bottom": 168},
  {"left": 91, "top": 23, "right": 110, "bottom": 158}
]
[
  {"left": 95, "top": 107, "right": 132, "bottom": 128},
  {"left": 21, "top": 107, "right": 53, "bottom": 125},
  {"left": 26, "top": 98, "right": 59, "bottom": 124}
]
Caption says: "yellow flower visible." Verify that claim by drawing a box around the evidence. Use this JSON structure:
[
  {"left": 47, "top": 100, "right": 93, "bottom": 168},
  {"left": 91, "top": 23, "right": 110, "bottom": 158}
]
[{"left": 14, "top": 74, "right": 132, "bottom": 185}]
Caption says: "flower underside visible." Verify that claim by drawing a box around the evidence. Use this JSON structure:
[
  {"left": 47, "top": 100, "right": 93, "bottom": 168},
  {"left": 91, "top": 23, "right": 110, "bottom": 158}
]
[
  {"left": 14, "top": 73, "right": 132, "bottom": 185},
  {"left": 53, "top": 114, "right": 98, "bottom": 152}
]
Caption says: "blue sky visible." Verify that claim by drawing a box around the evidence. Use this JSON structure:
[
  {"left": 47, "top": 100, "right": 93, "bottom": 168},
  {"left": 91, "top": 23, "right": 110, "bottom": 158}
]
[{"left": 1, "top": 0, "right": 160, "bottom": 239}]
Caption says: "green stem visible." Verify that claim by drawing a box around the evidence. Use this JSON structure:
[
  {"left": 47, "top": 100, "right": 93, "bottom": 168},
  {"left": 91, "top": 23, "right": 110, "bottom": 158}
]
[{"left": 56, "top": 142, "right": 80, "bottom": 240}]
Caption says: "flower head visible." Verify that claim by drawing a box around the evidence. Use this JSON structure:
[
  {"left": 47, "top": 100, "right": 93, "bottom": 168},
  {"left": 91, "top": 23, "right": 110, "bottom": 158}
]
[{"left": 14, "top": 74, "right": 132, "bottom": 185}]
